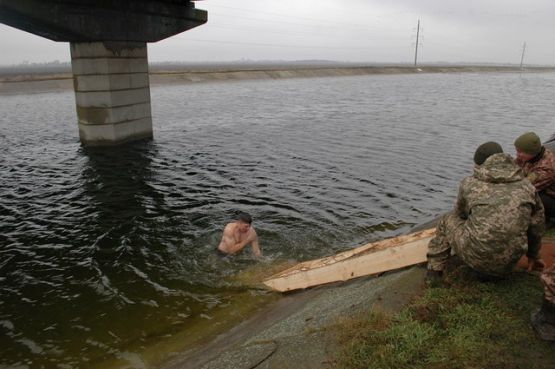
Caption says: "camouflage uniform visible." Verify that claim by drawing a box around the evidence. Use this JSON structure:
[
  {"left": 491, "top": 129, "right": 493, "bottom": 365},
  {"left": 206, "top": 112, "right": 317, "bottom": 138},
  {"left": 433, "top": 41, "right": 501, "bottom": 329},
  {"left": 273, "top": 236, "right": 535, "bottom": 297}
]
[
  {"left": 427, "top": 153, "right": 545, "bottom": 276},
  {"left": 515, "top": 147, "right": 555, "bottom": 220},
  {"left": 515, "top": 147, "right": 555, "bottom": 198},
  {"left": 542, "top": 264, "right": 555, "bottom": 304},
  {"left": 533, "top": 263, "right": 555, "bottom": 340}
]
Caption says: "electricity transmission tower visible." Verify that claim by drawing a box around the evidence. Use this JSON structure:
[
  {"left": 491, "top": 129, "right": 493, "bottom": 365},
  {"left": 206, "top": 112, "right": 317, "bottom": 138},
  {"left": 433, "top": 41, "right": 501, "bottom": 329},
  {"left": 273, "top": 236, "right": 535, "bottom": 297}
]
[
  {"left": 519, "top": 42, "right": 527, "bottom": 70},
  {"left": 414, "top": 20, "right": 422, "bottom": 66}
]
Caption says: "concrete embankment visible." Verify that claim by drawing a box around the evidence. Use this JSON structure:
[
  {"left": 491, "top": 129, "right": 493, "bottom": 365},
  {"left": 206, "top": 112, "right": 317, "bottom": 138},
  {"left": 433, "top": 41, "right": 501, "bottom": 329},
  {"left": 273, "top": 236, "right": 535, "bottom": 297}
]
[
  {"left": 162, "top": 266, "right": 426, "bottom": 369},
  {"left": 3, "top": 65, "right": 555, "bottom": 95}
]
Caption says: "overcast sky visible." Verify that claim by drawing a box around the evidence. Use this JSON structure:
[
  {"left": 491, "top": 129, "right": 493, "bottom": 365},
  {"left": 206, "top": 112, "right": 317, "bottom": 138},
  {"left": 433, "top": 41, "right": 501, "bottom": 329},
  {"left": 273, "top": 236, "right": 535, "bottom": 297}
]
[{"left": 1, "top": 0, "right": 555, "bottom": 66}]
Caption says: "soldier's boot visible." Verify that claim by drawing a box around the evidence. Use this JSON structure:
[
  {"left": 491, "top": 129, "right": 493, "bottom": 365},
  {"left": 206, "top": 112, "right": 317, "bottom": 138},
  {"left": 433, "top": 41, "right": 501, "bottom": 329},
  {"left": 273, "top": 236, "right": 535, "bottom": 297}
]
[
  {"left": 472, "top": 270, "right": 502, "bottom": 283},
  {"left": 531, "top": 299, "right": 555, "bottom": 341},
  {"left": 425, "top": 269, "right": 443, "bottom": 288}
]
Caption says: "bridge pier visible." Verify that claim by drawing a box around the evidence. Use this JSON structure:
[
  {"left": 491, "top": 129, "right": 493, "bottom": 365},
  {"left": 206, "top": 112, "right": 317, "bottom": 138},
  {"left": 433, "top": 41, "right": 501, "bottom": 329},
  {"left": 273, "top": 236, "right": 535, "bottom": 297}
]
[
  {"left": 0, "top": 0, "right": 207, "bottom": 146},
  {"left": 71, "top": 42, "right": 153, "bottom": 145}
]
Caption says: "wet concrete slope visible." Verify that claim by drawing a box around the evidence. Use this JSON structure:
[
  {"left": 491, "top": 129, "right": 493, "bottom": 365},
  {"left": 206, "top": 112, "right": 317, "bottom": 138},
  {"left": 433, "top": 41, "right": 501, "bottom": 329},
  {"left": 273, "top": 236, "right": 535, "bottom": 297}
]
[{"left": 162, "top": 267, "right": 426, "bottom": 369}]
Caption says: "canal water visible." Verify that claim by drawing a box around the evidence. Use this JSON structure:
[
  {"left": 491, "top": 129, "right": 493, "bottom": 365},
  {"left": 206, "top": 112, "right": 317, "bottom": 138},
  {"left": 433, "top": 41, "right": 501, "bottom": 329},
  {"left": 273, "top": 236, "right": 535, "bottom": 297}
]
[{"left": 1, "top": 72, "right": 554, "bottom": 369}]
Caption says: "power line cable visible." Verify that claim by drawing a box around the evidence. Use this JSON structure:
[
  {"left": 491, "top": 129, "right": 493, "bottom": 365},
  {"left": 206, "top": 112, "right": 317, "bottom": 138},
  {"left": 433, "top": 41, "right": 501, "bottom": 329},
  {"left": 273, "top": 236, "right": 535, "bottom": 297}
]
[
  {"left": 182, "top": 38, "right": 402, "bottom": 50},
  {"left": 207, "top": 10, "right": 403, "bottom": 34},
  {"left": 208, "top": 24, "right": 410, "bottom": 42},
  {"left": 207, "top": 4, "right": 386, "bottom": 28}
]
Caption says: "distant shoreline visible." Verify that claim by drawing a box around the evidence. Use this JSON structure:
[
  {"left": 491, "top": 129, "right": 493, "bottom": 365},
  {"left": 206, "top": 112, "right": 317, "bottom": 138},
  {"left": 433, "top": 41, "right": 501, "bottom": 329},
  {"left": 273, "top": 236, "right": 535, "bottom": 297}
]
[{"left": 2, "top": 65, "right": 555, "bottom": 95}]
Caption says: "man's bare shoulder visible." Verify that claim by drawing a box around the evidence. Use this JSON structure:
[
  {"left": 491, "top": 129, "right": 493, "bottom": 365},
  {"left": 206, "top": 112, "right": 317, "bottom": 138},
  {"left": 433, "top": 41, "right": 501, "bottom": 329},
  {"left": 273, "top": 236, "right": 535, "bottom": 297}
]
[{"left": 223, "top": 222, "right": 237, "bottom": 232}]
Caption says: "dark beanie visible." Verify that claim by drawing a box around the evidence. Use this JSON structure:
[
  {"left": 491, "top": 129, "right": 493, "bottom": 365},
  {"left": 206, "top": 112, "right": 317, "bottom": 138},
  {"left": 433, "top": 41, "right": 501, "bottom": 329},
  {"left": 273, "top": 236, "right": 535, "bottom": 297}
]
[
  {"left": 474, "top": 141, "right": 503, "bottom": 165},
  {"left": 514, "top": 132, "right": 542, "bottom": 155}
]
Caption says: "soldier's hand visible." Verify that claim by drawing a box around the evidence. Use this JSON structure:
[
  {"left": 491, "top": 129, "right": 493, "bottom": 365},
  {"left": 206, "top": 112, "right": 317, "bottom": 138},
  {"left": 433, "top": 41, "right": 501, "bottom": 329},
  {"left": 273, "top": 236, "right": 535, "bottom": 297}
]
[
  {"left": 527, "top": 257, "right": 545, "bottom": 273},
  {"left": 527, "top": 172, "right": 538, "bottom": 184}
]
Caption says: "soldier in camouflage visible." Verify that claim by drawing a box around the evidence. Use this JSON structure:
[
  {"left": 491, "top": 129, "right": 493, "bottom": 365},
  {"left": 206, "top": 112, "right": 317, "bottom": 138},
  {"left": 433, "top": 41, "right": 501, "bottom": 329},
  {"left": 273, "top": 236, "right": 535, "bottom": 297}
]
[
  {"left": 427, "top": 142, "right": 545, "bottom": 278},
  {"left": 512, "top": 132, "right": 555, "bottom": 340},
  {"left": 532, "top": 264, "right": 555, "bottom": 341},
  {"left": 514, "top": 131, "right": 555, "bottom": 220}
]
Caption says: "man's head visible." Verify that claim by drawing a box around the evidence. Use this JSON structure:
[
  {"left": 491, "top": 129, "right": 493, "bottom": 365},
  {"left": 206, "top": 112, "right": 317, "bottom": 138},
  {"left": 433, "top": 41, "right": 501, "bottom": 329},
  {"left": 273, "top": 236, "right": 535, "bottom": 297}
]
[
  {"left": 514, "top": 132, "right": 542, "bottom": 162},
  {"left": 474, "top": 141, "right": 503, "bottom": 165},
  {"left": 237, "top": 212, "right": 252, "bottom": 232}
]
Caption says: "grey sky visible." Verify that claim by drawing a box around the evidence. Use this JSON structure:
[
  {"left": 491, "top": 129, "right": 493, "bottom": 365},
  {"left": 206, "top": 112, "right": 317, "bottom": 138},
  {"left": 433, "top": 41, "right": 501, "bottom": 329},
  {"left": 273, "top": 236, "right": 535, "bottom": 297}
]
[{"left": 1, "top": 0, "right": 554, "bottom": 65}]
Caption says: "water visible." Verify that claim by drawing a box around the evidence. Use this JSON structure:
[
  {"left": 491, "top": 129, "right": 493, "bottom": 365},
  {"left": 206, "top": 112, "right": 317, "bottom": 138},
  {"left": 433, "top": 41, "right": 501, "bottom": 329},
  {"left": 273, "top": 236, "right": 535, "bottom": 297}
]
[{"left": 1, "top": 72, "right": 554, "bottom": 368}]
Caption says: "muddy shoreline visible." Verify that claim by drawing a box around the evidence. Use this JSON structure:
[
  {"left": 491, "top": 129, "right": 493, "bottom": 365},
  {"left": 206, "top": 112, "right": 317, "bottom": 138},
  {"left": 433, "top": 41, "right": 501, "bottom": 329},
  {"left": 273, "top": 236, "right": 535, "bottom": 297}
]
[{"left": 3, "top": 65, "right": 555, "bottom": 95}]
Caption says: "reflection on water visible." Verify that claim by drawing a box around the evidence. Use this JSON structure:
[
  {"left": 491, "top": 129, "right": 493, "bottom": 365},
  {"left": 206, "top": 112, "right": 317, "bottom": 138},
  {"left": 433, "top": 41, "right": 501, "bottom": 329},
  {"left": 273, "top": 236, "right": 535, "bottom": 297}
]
[{"left": 1, "top": 72, "right": 555, "bottom": 368}]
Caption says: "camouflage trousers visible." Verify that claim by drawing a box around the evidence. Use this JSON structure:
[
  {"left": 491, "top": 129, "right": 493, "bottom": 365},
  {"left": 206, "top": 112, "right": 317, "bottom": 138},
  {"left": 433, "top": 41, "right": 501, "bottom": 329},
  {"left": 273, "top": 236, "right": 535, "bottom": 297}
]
[
  {"left": 542, "top": 264, "right": 555, "bottom": 304},
  {"left": 427, "top": 212, "right": 521, "bottom": 276},
  {"left": 426, "top": 212, "right": 467, "bottom": 272}
]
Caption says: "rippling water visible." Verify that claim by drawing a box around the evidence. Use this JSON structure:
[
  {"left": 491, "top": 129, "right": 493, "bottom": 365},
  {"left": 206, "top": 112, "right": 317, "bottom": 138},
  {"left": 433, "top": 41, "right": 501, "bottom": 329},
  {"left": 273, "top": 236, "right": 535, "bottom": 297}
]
[{"left": 1, "top": 72, "right": 555, "bottom": 368}]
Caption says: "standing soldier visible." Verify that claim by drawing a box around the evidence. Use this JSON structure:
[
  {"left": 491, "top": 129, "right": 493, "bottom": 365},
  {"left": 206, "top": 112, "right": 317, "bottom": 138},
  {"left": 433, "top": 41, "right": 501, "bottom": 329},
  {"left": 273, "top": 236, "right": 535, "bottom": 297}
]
[
  {"left": 514, "top": 132, "right": 555, "bottom": 221},
  {"left": 427, "top": 142, "right": 545, "bottom": 280}
]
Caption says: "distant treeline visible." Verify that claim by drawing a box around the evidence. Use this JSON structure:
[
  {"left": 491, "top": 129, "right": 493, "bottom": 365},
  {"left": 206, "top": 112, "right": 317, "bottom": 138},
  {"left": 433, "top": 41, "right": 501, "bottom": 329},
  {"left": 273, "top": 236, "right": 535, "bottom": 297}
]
[
  {"left": 0, "top": 60, "right": 384, "bottom": 76},
  {"left": 148, "top": 60, "right": 375, "bottom": 72},
  {"left": 2, "top": 59, "right": 553, "bottom": 77},
  {"left": 0, "top": 61, "right": 72, "bottom": 75}
]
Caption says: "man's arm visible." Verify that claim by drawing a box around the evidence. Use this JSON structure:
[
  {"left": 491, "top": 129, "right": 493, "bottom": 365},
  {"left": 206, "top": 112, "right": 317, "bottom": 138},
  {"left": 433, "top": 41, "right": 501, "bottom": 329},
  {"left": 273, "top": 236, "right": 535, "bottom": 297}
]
[
  {"left": 453, "top": 180, "right": 468, "bottom": 220},
  {"left": 250, "top": 234, "right": 262, "bottom": 258},
  {"left": 528, "top": 165, "right": 555, "bottom": 192},
  {"left": 228, "top": 240, "right": 251, "bottom": 255},
  {"left": 527, "top": 192, "right": 546, "bottom": 260}
]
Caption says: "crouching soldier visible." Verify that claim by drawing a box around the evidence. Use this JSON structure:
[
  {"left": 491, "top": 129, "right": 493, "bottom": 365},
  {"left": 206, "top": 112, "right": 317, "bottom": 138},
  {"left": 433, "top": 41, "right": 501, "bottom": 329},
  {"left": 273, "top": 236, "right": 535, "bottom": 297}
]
[
  {"left": 427, "top": 142, "right": 545, "bottom": 280},
  {"left": 514, "top": 132, "right": 555, "bottom": 221}
]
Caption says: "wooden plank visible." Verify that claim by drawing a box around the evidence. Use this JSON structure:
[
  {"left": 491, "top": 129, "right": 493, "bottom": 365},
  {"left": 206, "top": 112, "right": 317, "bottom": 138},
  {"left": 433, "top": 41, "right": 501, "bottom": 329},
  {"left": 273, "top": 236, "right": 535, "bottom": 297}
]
[{"left": 263, "top": 228, "right": 436, "bottom": 292}]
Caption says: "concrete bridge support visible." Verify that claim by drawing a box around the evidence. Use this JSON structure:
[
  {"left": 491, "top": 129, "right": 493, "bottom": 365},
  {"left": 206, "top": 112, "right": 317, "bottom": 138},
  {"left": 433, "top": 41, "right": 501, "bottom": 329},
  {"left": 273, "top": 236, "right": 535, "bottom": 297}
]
[
  {"left": 71, "top": 42, "right": 153, "bottom": 145},
  {"left": 0, "top": 0, "right": 207, "bottom": 146}
]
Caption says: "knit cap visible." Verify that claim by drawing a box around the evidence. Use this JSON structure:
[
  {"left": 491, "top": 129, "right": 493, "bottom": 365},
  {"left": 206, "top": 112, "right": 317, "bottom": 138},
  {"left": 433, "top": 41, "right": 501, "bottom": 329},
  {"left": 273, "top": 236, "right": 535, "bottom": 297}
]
[
  {"left": 514, "top": 132, "right": 542, "bottom": 155},
  {"left": 474, "top": 141, "right": 503, "bottom": 165}
]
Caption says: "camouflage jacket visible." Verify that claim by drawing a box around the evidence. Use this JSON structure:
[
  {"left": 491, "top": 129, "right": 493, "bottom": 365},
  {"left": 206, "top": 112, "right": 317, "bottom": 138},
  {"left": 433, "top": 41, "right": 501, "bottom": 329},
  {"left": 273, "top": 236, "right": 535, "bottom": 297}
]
[
  {"left": 455, "top": 153, "right": 545, "bottom": 275},
  {"left": 515, "top": 147, "right": 555, "bottom": 198}
]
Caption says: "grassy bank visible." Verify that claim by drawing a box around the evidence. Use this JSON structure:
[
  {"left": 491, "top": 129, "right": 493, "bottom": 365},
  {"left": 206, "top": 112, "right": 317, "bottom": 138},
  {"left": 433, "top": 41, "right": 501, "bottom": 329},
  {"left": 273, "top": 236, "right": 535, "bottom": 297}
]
[{"left": 332, "top": 265, "right": 555, "bottom": 369}]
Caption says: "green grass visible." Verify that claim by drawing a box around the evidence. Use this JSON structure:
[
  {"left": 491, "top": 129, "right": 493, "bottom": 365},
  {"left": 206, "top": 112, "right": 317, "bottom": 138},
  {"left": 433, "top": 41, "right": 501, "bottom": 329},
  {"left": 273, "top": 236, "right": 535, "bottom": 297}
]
[
  {"left": 545, "top": 227, "right": 555, "bottom": 238},
  {"left": 333, "top": 267, "right": 555, "bottom": 369}
]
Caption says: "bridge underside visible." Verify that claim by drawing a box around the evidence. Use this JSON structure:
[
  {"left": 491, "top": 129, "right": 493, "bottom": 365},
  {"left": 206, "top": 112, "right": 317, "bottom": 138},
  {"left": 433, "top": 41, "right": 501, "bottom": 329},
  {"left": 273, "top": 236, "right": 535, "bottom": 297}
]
[{"left": 0, "top": 0, "right": 207, "bottom": 146}]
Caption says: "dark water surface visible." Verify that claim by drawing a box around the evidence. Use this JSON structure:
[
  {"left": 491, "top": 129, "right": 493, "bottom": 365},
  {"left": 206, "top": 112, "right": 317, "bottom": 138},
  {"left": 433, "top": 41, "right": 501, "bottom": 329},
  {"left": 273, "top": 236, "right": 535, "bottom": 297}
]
[{"left": 1, "top": 72, "right": 555, "bottom": 368}]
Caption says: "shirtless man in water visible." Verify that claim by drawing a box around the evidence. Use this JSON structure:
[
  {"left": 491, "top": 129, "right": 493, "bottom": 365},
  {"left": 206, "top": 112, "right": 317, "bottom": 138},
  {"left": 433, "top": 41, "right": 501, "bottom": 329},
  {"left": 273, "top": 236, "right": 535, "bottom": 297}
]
[{"left": 217, "top": 212, "right": 262, "bottom": 257}]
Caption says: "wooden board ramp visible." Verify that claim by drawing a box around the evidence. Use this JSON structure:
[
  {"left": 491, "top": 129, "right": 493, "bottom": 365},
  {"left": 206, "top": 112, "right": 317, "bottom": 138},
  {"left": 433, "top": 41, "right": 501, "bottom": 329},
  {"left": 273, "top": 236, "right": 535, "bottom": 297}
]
[{"left": 263, "top": 228, "right": 436, "bottom": 292}]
